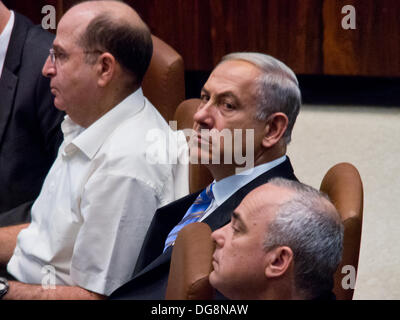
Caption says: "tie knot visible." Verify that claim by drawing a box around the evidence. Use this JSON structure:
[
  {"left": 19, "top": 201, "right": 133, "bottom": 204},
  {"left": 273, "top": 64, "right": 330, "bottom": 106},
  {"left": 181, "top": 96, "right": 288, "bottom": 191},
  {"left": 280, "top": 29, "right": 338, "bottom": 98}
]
[{"left": 201, "top": 183, "right": 214, "bottom": 202}]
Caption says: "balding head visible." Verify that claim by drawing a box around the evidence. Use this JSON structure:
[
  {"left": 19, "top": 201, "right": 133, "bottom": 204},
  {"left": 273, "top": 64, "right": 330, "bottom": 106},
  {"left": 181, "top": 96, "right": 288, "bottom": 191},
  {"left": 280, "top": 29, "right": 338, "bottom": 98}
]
[
  {"left": 261, "top": 178, "right": 343, "bottom": 299},
  {"left": 67, "top": 0, "right": 153, "bottom": 85},
  {"left": 67, "top": 0, "right": 147, "bottom": 32},
  {"left": 263, "top": 178, "right": 341, "bottom": 224},
  {"left": 210, "top": 178, "right": 343, "bottom": 300},
  {"left": 42, "top": 0, "right": 153, "bottom": 127}
]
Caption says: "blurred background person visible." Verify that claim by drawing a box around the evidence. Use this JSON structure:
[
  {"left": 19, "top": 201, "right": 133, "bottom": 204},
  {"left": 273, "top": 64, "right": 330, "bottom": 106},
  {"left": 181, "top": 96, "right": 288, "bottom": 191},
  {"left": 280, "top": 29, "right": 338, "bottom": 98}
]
[{"left": 0, "top": 1, "right": 64, "bottom": 226}]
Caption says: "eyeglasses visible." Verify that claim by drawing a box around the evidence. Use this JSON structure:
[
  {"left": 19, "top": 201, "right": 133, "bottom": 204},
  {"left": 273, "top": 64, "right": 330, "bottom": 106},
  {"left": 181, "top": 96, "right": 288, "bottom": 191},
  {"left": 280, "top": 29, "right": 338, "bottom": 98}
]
[
  {"left": 49, "top": 48, "right": 58, "bottom": 65},
  {"left": 49, "top": 48, "right": 103, "bottom": 65}
]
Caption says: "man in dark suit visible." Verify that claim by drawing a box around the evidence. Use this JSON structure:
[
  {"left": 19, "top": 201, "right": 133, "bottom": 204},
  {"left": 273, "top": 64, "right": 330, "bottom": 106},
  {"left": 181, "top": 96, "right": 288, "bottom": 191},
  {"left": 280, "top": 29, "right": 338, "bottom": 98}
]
[
  {"left": 110, "top": 52, "right": 303, "bottom": 299},
  {"left": 0, "top": 2, "right": 64, "bottom": 225}
]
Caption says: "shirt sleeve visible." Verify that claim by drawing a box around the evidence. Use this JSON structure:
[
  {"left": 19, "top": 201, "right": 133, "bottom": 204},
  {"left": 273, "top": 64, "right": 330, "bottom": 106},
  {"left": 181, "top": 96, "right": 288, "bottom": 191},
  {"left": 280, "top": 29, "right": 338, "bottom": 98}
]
[{"left": 69, "top": 173, "right": 160, "bottom": 296}]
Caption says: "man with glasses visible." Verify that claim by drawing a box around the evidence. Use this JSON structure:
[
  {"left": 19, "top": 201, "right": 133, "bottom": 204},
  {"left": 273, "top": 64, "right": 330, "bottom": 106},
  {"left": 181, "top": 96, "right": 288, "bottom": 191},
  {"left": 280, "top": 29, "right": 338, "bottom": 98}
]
[
  {"left": 0, "top": 0, "right": 188, "bottom": 300},
  {"left": 0, "top": 1, "right": 64, "bottom": 225}
]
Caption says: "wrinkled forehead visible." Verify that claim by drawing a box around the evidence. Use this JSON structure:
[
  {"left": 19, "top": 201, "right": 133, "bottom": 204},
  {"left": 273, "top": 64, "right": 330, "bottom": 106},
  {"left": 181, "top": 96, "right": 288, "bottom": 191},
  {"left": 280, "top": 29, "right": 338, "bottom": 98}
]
[
  {"left": 212, "top": 59, "right": 263, "bottom": 81},
  {"left": 204, "top": 59, "right": 263, "bottom": 98}
]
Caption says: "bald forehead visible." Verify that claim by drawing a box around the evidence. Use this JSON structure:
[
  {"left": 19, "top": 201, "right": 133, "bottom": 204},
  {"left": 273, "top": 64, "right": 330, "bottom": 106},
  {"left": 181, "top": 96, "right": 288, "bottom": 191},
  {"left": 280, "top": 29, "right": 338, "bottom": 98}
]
[
  {"left": 65, "top": 1, "right": 144, "bottom": 28},
  {"left": 239, "top": 184, "right": 294, "bottom": 220},
  {"left": 58, "top": 0, "right": 146, "bottom": 46},
  {"left": 258, "top": 181, "right": 341, "bottom": 223},
  {"left": 69, "top": 1, "right": 134, "bottom": 14},
  {"left": 252, "top": 183, "right": 295, "bottom": 206}
]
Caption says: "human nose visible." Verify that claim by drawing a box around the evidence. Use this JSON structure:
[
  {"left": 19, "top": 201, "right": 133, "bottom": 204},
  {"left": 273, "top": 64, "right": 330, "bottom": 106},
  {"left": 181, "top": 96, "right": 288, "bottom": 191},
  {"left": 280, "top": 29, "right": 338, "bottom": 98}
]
[
  {"left": 211, "top": 225, "right": 226, "bottom": 248},
  {"left": 42, "top": 55, "right": 56, "bottom": 78},
  {"left": 193, "top": 100, "right": 215, "bottom": 130}
]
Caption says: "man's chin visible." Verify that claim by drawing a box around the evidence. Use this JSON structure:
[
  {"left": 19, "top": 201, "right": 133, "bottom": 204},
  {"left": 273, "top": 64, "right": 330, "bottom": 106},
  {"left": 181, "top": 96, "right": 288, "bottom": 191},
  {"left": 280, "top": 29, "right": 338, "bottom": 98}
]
[
  {"left": 53, "top": 98, "right": 67, "bottom": 111},
  {"left": 189, "top": 146, "right": 209, "bottom": 164},
  {"left": 208, "top": 270, "right": 217, "bottom": 287},
  {"left": 188, "top": 146, "right": 227, "bottom": 166}
]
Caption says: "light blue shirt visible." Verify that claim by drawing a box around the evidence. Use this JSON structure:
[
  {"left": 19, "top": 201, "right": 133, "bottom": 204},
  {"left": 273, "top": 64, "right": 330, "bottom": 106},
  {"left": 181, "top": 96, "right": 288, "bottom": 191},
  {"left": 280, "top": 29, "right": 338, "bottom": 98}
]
[{"left": 200, "top": 155, "right": 287, "bottom": 221}]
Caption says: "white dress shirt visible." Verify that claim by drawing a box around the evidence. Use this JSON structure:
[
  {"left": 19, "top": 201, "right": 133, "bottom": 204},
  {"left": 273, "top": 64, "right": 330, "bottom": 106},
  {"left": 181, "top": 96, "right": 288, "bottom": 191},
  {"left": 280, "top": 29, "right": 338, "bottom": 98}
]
[
  {"left": 200, "top": 155, "right": 287, "bottom": 221},
  {"left": 0, "top": 10, "right": 14, "bottom": 77},
  {"left": 7, "top": 88, "right": 189, "bottom": 295}
]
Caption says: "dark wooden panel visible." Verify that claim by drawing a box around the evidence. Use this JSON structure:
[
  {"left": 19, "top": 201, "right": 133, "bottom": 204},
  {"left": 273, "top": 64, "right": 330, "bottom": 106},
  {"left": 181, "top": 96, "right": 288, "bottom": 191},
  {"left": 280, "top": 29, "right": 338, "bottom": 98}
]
[
  {"left": 132, "top": 0, "right": 323, "bottom": 73},
  {"left": 132, "top": 0, "right": 324, "bottom": 73},
  {"left": 5, "top": 0, "right": 323, "bottom": 73},
  {"left": 209, "top": 0, "right": 323, "bottom": 74},
  {"left": 61, "top": 0, "right": 78, "bottom": 12},
  {"left": 323, "top": 0, "right": 400, "bottom": 76},
  {"left": 9, "top": 0, "right": 399, "bottom": 76},
  {"left": 128, "top": 0, "right": 214, "bottom": 71}
]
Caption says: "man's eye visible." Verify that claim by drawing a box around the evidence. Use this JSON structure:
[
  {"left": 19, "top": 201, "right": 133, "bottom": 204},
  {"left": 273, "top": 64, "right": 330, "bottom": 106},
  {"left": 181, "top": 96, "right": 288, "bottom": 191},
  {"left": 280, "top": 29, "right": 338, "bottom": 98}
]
[
  {"left": 200, "top": 94, "right": 210, "bottom": 102},
  {"left": 223, "top": 102, "right": 235, "bottom": 110},
  {"left": 55, "top": 52, "right": 66, "bottom": 60}
]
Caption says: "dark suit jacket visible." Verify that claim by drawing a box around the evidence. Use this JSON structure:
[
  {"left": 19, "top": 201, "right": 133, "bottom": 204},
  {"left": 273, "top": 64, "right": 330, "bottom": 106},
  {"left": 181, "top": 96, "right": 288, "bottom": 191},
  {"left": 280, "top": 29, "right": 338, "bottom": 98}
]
[
  {"left": 0, "top": 13, "right": 64, "bottom": 225},
  {"left": 110, "top": 157, "right": 298, "bottom": 299}
]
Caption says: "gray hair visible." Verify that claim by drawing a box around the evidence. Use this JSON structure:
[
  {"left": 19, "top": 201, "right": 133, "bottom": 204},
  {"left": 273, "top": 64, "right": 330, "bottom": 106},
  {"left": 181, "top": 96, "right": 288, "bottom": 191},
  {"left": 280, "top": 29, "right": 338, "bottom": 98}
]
[
  {"left": 264, "top": 178, "right": 344, "bottom": 299},
  {"left": 221, "top": 52, "right": 301, "bottom": 145}
]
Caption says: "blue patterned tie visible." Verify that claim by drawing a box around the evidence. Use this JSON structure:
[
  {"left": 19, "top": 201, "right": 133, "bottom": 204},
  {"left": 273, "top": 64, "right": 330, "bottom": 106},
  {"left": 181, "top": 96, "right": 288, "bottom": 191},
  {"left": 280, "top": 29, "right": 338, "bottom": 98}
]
[{"left": 163, "top": 183, "right": 214, "bottom": 251}]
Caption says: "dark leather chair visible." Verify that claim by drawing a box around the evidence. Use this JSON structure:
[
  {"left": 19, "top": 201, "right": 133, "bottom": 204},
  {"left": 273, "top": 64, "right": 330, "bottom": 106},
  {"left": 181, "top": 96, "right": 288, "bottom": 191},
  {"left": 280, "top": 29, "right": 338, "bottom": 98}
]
[
  {"left": 165, "top": 222, "right": 215, "bottom": 300},
  {"left": 165, "top": 99, "right": 215, "bottom": 299},
  {"left": 320, "top": 162, "right": 364, "bottom": 300},
  {"left": 142, "top": 35, "right": 185, "bottom": 122}
]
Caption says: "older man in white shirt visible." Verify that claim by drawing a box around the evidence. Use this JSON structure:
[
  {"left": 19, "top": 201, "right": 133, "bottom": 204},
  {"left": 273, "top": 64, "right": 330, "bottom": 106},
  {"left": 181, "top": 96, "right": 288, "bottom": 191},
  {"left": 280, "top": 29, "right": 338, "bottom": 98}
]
[{"left": 0, "top": 0, "right": 188, "bottom": 300}]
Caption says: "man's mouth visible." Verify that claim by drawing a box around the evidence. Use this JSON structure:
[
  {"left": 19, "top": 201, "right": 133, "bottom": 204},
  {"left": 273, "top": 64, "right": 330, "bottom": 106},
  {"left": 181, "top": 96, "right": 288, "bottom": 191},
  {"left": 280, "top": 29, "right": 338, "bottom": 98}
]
[
  {"left": 196, "top": 134, "right": 209, "bottom": 144},
  {"left": 193, "top": 131, "right": 213, "bottom": 145},
  {"left": 212, "top": 254, "right": 218, "bottom": 269}
]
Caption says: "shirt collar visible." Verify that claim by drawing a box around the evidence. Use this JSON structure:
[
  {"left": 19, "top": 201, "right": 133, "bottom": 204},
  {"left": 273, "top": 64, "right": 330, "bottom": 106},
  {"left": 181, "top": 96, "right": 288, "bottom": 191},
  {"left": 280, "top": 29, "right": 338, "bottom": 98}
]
[
  {"left": 62, "top": 88, "right": 145, "bottom": 159},
  {"left": 0, "top": 10, "right": 15, "bottom": 76},
  {"left": 212, "top": 155, "right": 287, "bottom": 206}
]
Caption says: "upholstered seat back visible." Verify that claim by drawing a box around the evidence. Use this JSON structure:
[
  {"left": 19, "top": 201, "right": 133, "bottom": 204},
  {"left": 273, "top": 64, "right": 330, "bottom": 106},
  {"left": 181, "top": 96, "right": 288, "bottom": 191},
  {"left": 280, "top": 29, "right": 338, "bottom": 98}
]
[
  {"left": 142, "top": 35, "right": 185, "bottom": 122},
  {"left": 165, "top": 222, "right": 215, "bottom": 300},
  {"left": 173, "top": 98, "right": 213, "bottom": 193},
  {"left": 320, "top": 162, "right": 364, "bottom": 300}
]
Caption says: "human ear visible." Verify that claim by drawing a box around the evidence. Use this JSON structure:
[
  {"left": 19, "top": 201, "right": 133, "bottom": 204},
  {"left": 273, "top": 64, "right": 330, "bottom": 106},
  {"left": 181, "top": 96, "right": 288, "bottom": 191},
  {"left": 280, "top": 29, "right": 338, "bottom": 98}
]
[
  {"left": 264, "top": 246, "right": 293, "bottom": 278},
  {"left": 262, "top": 113, "right": 289, "bottom": 148},
  {"left": 96, "top": 53, "right": 116, "bottom": 87}
]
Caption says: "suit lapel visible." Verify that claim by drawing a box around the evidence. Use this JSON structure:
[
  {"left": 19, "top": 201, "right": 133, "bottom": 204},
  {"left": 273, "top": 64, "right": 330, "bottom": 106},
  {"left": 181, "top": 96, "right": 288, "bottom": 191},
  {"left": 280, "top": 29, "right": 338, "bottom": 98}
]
[
  {"left": 134, "top": 245, "right": 173, "bottom": 279},
  {"left": 203, "top": 157, "right": 297, "bottom": 231},
  {"left": 133, "top": 191, "right": 201, "bottom": 274},
  {"left": 0, "top": 69, "right": 18, "bottom": 145},
  {"left": 134, "top": 157, "right": 297, "bottom": 277},
  {"left": 0, "top": 13, "right": 29, "bottom": 146}
]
